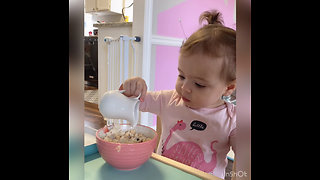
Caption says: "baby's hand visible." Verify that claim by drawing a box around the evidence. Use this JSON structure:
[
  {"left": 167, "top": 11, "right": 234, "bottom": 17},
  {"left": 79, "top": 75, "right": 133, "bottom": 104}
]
[{"left": 119, "top": 77, "right": 147, "bottom": 102}]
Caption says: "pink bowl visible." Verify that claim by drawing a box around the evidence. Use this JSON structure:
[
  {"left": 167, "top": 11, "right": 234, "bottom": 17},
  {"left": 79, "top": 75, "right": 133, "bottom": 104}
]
[{"left": 96, "top": 124, "right": 158, "bottom": 170}]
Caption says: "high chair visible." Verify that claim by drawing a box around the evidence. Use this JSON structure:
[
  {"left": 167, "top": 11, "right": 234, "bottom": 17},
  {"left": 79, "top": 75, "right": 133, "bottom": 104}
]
[{"left": 155, "top": 116, "right": 162, "bottom": 152}]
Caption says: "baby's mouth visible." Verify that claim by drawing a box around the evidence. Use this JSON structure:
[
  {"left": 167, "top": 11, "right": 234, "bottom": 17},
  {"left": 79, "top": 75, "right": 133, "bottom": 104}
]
[{"left": 182, "top": 96, "right": 190, "bottom": 102}]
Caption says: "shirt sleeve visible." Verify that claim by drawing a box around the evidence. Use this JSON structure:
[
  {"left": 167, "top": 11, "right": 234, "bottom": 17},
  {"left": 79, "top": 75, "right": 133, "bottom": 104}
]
[
  {"left": 139, "top": 91, "right": 168, "bottom": 116},
  {"left": 228, "top": 103, "right": 236, "bottom": 154},
  {"left": 229, "top": 127, "right": 236, "bottom": 154}
]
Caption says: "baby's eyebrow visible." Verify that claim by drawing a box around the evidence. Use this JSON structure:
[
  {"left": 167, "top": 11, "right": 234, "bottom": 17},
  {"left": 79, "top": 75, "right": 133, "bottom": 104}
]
[
  {"left": 194, "top": 77, "right": 209, "bottom": 83},
  {"left": 178, "top": 68, "right": 209, "bottom": 83}
]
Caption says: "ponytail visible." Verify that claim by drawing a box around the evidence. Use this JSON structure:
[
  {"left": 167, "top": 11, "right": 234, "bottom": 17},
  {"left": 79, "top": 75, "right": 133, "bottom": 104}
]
[{"left": 199, "top": 10, "right": 224, "bottom": 26}]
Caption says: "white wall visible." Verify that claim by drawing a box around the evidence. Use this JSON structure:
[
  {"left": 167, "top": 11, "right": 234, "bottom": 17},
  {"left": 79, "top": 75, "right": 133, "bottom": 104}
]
[
  {"left": 84, "top": 13, "right": 94, "bottom": 36},
  {"left": 124, "top": 0, "right": 134, "bottom": 22}
]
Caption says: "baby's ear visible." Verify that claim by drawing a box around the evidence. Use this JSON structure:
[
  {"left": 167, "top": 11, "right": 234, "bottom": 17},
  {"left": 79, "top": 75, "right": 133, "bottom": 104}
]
[{"left": 223, "top": 80, "right": 236, "bottom": 96}]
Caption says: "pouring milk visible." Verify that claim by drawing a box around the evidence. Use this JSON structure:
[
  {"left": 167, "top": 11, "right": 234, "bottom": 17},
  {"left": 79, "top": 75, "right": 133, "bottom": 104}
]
[{"left": 99, "top": 90, "right": 140, "bottom": 128}]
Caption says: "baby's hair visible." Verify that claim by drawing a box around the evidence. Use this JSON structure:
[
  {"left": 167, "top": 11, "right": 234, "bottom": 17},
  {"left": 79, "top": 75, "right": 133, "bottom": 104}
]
[
  {"left": 199, "top": 10, "right": 224, "bottom": 25},
  {"left": 180, "top": 10, "right": 236, "bottom": 84}
]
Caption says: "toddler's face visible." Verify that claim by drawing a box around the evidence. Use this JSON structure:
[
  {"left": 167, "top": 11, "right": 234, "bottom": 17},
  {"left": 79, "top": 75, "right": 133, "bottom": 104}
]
[{"left": 175, "top": 53, "right": 230, "bottom": 109}]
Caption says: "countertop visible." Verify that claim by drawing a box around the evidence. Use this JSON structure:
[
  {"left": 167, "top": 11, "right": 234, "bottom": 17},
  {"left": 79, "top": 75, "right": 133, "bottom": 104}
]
[{"left": 93, "top": 22, "right": 132, "bottom": 28}]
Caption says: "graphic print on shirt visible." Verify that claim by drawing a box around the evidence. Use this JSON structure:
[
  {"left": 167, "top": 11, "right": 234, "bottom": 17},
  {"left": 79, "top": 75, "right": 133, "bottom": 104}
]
[
  {"left": 162, "top": 120, "right": 218, "bottom": 173},
  {"left": 190, "top": 120, "right": 207, "bottom": 131}
]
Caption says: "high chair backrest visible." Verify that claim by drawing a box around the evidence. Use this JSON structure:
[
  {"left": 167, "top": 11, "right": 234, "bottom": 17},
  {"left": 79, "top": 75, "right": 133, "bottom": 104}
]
[{"left": 155, "top": 116, "right": 162, "bottom": 152}]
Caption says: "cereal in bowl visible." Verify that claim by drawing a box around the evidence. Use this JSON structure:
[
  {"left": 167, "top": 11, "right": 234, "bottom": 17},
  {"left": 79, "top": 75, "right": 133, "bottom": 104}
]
[{"left": 103, "top": 128, "right": 152, "bottom": 143}]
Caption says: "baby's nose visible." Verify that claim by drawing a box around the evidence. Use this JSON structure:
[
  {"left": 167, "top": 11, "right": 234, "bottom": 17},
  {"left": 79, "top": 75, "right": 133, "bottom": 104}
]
[{"left": 181, "top": 83, "right": 192, "bottom": 93}]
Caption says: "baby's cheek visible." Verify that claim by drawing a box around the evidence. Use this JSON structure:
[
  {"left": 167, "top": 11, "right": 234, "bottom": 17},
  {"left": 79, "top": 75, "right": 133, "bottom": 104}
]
[
  {"left": 194, "top": 96, "right": 205, "bottom": 105},
  {"left": 175, "top": 81, "right": 182, "bottom": 94},
  {"left": 196, "top": 95, "right": 213, "bottom": 107}
]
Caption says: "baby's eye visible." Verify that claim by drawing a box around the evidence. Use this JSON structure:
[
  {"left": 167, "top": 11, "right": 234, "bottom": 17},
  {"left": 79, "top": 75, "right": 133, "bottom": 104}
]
[
  {"left": 178, "top": 75, "right": 185, "bottom": 80},
  {"left": 195, "top": 83, "right": 206, "bottom": 88}
]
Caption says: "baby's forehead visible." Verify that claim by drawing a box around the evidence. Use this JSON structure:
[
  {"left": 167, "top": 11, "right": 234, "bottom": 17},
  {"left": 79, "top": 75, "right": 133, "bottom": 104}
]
[
  {"left": 180, "top": 53, "right": 224, "bottom": 68},
  {"left": 179, "top": 57, "right": 223, "bottom": 82}
]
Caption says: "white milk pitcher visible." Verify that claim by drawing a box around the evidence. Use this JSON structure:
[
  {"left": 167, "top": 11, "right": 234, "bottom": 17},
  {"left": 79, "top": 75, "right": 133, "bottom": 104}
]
[{"left": 99, "top": 90, "right": 140, "bottom": 127}]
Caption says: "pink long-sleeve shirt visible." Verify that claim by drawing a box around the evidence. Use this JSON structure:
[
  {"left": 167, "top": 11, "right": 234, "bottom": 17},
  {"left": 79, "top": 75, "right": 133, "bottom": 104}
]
[{"left": 139, "top": 90, "right": 236, "bottom": 179}]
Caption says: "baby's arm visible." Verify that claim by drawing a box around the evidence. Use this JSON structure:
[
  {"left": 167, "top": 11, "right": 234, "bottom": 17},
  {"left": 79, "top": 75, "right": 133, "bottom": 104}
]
[{"left": 138, "top": 91, "right": 167, "bottom": 116}]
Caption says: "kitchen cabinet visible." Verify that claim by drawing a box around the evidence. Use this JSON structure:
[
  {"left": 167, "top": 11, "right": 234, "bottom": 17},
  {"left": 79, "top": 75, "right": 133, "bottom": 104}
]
[{"left": 85, "top": 0, "right": 123, "bottom": 14}]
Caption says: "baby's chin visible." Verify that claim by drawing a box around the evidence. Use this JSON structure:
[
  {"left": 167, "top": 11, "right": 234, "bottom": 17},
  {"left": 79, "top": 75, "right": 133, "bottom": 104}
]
[{"left": 183, "top": 101, "right": 201, "bottom": 109}]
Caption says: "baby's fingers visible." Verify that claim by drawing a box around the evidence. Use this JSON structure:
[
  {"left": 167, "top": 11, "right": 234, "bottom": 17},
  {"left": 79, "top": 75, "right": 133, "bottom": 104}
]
[
  {"left": 120, "top": 77, "right": 147, "bottom": 100},
  {"left": 139, "top": 83, "right": 147, "bottom": 102},
  {"left": 122, "top": 80, "right": 133, "bottom": 97},
  {"left": 134, "top": 81, "right": 144, "bottom": 97}
]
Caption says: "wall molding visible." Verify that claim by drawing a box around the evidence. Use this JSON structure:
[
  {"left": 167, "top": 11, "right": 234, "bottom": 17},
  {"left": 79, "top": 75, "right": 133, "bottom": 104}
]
[
  {"left": 151, "top": 35, "right": 184, "bottom": 47},
  {"left": 141, "top": 0, "right": 154, "bottom": 127}
]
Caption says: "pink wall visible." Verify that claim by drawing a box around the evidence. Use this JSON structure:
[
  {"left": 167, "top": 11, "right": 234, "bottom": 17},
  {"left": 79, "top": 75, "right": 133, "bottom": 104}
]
[
  {"left": 157, "top": 0, "right": 236, "bottom": 39},
  {"left": 155, "top": 0, "right": 236, "bottom": 91},
  {"left": 154, "top": 45, "right": 180, "bottom": 91}
]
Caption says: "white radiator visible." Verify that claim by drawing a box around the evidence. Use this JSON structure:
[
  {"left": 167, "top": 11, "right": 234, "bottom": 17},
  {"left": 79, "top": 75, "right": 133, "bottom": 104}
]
[
  {"left": 103, "top": 35, "right": 141, "bottom": 126},
  {"left": 104, "top": 35, "right": 141, "bottom": 91}
]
